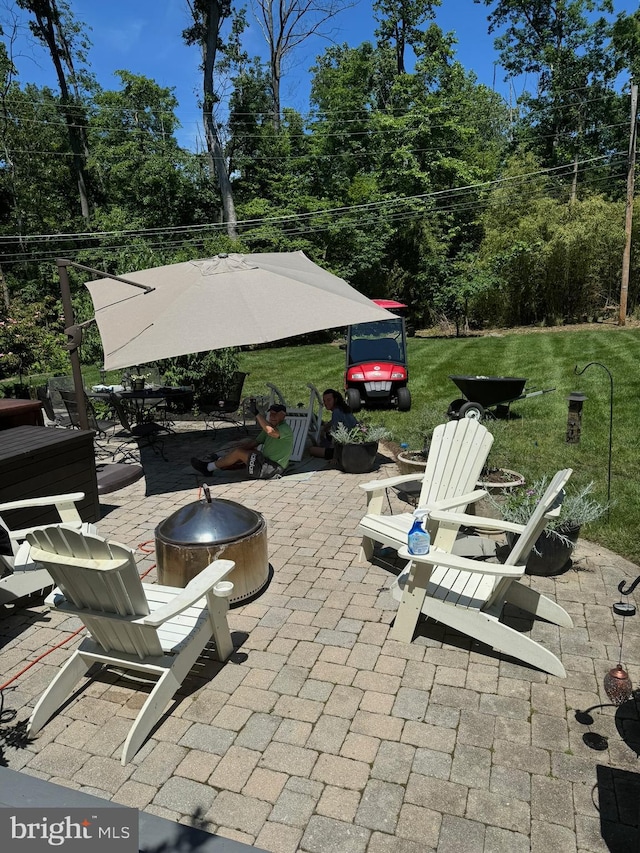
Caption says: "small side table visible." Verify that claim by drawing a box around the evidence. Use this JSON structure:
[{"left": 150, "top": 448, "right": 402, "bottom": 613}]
[{"left": 390, "top": 545, "right": 434, "bottom": 644}]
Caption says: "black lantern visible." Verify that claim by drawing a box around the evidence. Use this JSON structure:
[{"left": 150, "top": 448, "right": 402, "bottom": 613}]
[{"left": 566, "top": 391, "right": 587, "bottom": 443}]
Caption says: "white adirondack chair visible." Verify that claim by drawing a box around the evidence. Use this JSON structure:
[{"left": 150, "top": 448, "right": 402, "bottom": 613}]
[
  {"left": 25, "top": 526, "right": 236, "bottom": 764},
  {"left": 390, "top": 468, "right": 574, "bottom": 678},
  {"left": 357, "top": 418, "right": 494, "bottom": 562},
  {"left": 0, "top": 493, "right": 96, "bottom": 605}
]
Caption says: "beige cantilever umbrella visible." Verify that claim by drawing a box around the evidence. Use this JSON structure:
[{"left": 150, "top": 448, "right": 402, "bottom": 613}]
[{"left": 84, "top": 251, "right": 395, "bottom": 370}]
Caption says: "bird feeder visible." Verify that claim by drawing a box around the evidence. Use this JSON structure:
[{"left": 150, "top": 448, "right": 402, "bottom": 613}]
[{"left": 566, "top": 391, "right": 587, "bottom": 443}]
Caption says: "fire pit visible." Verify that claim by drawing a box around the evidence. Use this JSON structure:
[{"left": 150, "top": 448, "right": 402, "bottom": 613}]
[{"left": 155, "top": 485, "right": 269, "bottom": 605}]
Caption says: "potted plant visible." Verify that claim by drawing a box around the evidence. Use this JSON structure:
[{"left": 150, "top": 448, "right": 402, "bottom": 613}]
[
  {"left": 130, "top": 373, "right": 150, "bottom": 392},
  {"left": 332, "top": 422, "right": 391, "bottom": 474},
  {"left": 495, "top": 477, "right": 608, "bottom": 575}
]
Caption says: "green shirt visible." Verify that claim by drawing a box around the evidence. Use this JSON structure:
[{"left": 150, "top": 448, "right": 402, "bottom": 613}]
[{"left": 256, "top": 421, "right": 294, "bottom": 469}]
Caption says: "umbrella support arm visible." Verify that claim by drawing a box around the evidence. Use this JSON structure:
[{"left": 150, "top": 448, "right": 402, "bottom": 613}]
[{"left": 57, "top": 258, "right": 155, "bottom": 431}]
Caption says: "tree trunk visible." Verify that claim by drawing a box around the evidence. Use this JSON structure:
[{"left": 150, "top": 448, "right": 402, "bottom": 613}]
[
  {"left": 201, "top": 1, "right": 238, "bottom": 238},
  {"left": 27, "top": 1, "right": 90, "bottom": 221}
]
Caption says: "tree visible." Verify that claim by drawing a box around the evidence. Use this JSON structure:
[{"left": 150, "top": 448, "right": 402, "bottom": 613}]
[
  {"left": 479, "top": 1, "right": 623, "bottom": 200},
  {"left": 16, "top": 0, "right": 93, "bottom": 220},
  {"left": 184, "top": 0, "right": 239, "bottom": 238},
  {"left": 252, "top": 0, "right": 352, "bottom": 129},
  {"left": 87, "top": 71, "right": 217, "bottom": 229},
  {"left": 373, "top": 0, "right": 441, "bottom": 75}
]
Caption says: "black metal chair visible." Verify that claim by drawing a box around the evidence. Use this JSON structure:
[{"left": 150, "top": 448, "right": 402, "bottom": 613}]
[
  {"left": 198, "top": 371, "right": 249, "bottom": 435},
  {"left": 36, "top": 385, "right": 70, "bottom": 428},
  {"left": 59, "top": 390, "right": 123, "bottom": 461},
  {"left": 108, "top": 393, "right": 170, "bottom": 461}
]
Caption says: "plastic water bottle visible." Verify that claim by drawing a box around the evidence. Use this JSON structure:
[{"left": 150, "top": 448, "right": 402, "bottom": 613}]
[{"left": 408, "top": 509, "right": 430, "bottom": 555}]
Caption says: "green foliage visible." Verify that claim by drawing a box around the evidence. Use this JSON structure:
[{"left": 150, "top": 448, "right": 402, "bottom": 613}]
[
  {"left": 495, "top": 477, "right": 609, "bottom": 546},
  {"left": 158, "top": 350, "right": 240, "bottom": 402},
  {"left": 476, "top": 172, "right": 630, "bottom": 324},
  {"left": 332, "top": 421, "right": 391, "bottom": 444},
  {"left": 0, "top": 297, "right": 68, "bottom": 379}
]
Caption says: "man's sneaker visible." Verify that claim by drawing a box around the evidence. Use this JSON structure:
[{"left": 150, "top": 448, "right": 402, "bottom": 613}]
[{"left": 191, "top": 457, "right": 211, "bottom": 475}]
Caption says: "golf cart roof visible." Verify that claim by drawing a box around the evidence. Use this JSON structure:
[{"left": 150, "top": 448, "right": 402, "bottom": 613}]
[{"left": 372, "top": 299, "right": 407, "bottom": 310}]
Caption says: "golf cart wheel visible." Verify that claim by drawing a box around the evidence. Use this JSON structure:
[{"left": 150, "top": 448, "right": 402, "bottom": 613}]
[
  {"left": 346, "top": 388, "right": 362, "bottom": 412},
  {"left": 447, "top": 398, "right": 467, "bottom": 419},
  {"left": 397, "top": 386, "right": 411, "bottom": 412},
  {"left": 459, "top": 401, "right": 484, "bottom": 421}
]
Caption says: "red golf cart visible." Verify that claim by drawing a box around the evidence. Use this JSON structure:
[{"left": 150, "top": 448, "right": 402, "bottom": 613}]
[{"left": 344, "top": 299, "right": 411, "bottom": 412}]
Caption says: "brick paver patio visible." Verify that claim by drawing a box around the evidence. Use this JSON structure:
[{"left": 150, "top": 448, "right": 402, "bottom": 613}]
[{"left": 1, "top": 423, "right": 639, "bottom": 852}]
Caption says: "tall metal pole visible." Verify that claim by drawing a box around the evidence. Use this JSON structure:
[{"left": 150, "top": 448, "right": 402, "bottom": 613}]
[
  {"left": 57, "top": 259, "right": 89, "bottom": 431},
  {"left": 619, "top": 82, "right": 638, "bottom": 326}
]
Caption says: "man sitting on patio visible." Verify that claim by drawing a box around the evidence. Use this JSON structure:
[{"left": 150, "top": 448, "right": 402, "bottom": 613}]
[{"left": 191, "top": 403, "right": 294, "bottom": 479}]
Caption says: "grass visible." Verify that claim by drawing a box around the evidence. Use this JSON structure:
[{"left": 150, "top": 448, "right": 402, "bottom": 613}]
[{"left": 237, "top": 326, "right": 640, "bottom": 565}]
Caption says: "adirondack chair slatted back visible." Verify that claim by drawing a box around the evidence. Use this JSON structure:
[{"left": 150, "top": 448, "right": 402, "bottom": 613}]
[
  {"left": 26, "top": 527, "right": 161, "bottom": 658},
  {"left": 419, "top": 419, "right": 493, "bottom": 508},
  {"left": 504, "top": 468, "right": 573, "bottom": 567}
]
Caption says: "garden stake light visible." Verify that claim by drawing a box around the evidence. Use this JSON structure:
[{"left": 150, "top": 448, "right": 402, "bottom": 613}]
[{"left": 603, "top": 576, "right": 639, "bottom": 706}]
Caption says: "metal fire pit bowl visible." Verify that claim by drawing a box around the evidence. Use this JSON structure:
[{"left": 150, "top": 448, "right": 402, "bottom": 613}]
[{"left": 155, "top": 486, "right": 269, "bottom": 605}]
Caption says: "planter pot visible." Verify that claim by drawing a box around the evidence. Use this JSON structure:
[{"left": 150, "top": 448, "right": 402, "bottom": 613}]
[
  {"left": 477, "top": 468, "right": 525, "bottom": 492},
  {"left": 396, "top": 449, "right": 428, "bottom": 477},
  {"left": 132, "top": 379, "right": 146, "bottom": 392},
  {"left": 336, "top": 441, "right": 379, "bottom": 474},
  {"left": 507, "top": 526, "right": 580, "bottom": 576},
  {"left": 468, "top": 469, "right": 526, "bottom": 532}
]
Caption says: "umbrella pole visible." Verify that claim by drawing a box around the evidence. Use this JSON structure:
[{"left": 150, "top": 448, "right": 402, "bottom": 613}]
[
  {"left": 58, "top": 259, "right": 89, "bottom": 431},
  {"left": 57, "top": 258, "right": 154, "bottom": 432}
]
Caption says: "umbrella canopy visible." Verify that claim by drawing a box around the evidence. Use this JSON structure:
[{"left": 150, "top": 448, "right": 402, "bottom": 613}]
[{"left": 85, "top": 252, "right": 396, "bottom": 370}]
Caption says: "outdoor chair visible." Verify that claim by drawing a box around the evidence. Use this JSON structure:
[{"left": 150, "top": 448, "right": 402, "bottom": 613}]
[
  {"left": 199, "top": 370, "right": 248, "bottom": 435},
  {"left": 390, "top": 468, "right": 574, "bottom": 677},
  {"left": 35, "top": 385, "right": 69, "bottom": 428},
  {"left": 108, "top": 392, "right": 170, "bottom": 461},
  {"left": 59, "top": 390, "right": 121, "bottom": 461},
  {"left": 0, "top": 492, "right": 96, "bottom": 605},
  {"left": 25, "top": 526, "right": 236, "bottom": 764},
  {"left": 265, "top": 382, "right": 323, "bottom": 463},
  {"left": 357, "top": 418, "right": 494, "bottom": 562}
]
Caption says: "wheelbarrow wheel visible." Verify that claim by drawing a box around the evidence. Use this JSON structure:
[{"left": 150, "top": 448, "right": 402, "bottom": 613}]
[
  {"left": 447, "top": 398, "right": 467, "bottom": 419},
  {"left": 459, "top": 401, "right": 484, "bottom": 421}
]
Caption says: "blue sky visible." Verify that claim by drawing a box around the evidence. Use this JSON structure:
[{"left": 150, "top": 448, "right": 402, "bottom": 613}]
[{"left": 6, "top": 0, "right": 635, "bottom": 150}]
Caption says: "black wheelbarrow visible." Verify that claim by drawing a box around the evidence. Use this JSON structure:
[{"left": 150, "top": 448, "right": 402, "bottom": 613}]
[{"left": 448, "top": 375, "right": 555, "bottom": 420}]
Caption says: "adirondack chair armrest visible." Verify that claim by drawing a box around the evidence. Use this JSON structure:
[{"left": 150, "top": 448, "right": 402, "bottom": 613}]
[
  {"left": 2, "top": 493, "right": 85, "bottom": 542},
  {"left": 424, "top": 489, "right": 487, "bottom": 513},
  {"left": 415, "top": 548, "right": 524, "bottom": 578},
  {"left": 0, "top": 492, "right": 85, "bottom": 513},
  {"left": 360, "top": 473, "right": 425, "bottom": 494},
  {"left": 143, "top": 559, "right": 235, "bottom": 627},
  {"left": 429, "top": 509, "right": 526, "bottom": 536}
]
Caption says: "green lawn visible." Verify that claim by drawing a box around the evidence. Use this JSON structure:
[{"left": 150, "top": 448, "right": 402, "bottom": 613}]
[{"left": 238, "top": 327, "right": 640, "bottom": 565}]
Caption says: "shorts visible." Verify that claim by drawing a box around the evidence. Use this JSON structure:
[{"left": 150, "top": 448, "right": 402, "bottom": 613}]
[{"left": 247, "top": 451, "right": 284, "bottom": 480}]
